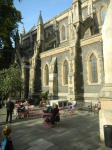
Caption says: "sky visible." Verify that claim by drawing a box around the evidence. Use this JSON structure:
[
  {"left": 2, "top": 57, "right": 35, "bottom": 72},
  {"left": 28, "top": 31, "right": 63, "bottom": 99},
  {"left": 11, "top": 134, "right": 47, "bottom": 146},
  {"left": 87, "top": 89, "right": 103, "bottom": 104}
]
[{"left": 14, "top": 0, "right": 72, "bottom": 34}]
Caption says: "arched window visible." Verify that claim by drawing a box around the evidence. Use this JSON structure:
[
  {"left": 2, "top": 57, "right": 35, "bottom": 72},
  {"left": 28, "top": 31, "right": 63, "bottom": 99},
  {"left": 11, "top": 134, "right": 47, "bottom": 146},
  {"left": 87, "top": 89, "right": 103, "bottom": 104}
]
[
  {"left": 90, "top": 54, "right": 98, "bottom": 83},
  {"left": 63, "top": 60, "right": 68, "bottom": 85},
  {"left": 100, "top": 7, "right": 106, "bottom": 25},
  {"left": 61, "top": 25, "right": 66, "bottom": 41},
  {"left": 45, "top": 64, "right": 49, "bottom": 86}
]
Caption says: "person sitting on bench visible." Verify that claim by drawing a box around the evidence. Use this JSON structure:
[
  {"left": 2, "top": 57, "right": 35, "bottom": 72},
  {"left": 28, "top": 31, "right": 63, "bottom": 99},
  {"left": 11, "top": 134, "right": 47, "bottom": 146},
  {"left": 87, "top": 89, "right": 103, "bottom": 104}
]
[{"left": 94, "top": 101, "right": 101, "bottom": 114}]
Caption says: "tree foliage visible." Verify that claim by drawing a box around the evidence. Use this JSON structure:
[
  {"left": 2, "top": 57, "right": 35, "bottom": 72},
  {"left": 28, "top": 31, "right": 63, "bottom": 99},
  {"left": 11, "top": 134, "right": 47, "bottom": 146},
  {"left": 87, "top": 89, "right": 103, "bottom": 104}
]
[
  {"left": 0, "top": 65, "right": 23, "bottom": 97},
  {"left": 0, "top": 0, "right": 22, "bottom": 48},
  {"left": 39, "top": 91, "right": 49, "bottom": 100}
]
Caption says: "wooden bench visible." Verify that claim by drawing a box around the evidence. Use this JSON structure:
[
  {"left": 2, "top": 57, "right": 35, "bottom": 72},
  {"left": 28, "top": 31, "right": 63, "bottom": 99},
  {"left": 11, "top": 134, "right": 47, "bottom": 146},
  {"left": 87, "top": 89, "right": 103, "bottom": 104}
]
[{"left": 76, "top": 101, "right": 92, "bottom": 112}]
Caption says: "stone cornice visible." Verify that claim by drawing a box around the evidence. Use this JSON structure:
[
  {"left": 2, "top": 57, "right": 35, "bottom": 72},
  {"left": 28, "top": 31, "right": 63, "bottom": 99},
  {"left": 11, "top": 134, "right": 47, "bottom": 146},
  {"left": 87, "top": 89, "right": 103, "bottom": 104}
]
[
  {"left": 40, "top": 45, "right": 69, "bottom": 58},
  {"left": 80, "top": 34, "right": 102, "bottom": 47}
]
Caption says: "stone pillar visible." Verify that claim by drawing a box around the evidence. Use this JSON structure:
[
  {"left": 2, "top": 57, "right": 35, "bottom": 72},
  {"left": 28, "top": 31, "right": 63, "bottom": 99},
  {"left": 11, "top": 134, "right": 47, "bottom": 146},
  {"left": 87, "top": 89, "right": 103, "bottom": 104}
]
[
  {"left": 21, "top": 65, "right": 26, "bottom": 99},
  {"left": 99, "top": 0, "right": 112, "bottom": 141},
  {"left": 49, "top": 72, "right": 58, "bottom": 99},
  {"left": 48, "top": 57, "right": 58, "bottom": 100},
  {"left": 68, "top": 47, "right": 76, "bottom": 100},
  {"left": 29, "top": 67, "right": 35, "bottom": 95}
]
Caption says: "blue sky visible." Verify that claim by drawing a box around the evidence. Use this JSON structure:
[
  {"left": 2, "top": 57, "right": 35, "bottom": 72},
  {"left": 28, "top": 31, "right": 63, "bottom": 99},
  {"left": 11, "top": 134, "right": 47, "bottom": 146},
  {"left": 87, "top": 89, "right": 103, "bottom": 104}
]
[{"left": 14, "top": 0, "right": 72, "bottom": 34}]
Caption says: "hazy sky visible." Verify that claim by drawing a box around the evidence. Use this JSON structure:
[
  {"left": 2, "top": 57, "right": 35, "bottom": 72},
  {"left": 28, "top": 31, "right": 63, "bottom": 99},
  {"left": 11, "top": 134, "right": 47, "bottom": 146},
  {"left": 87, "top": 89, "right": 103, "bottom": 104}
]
[{"left": 14, "top": 0, "right": 72, "bottom": 34}]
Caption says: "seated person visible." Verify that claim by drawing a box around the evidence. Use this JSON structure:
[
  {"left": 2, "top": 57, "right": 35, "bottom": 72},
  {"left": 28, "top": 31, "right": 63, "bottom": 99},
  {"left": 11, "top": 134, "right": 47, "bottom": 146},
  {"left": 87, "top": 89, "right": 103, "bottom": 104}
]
[
  {"left": 50, "top": 105, "right": 56, "bottom": 127},
  {"left": 39, "top": 98, "right": 46, "bottom": 107},
  {"left": 23, "top": 99, "right": 30, "bottom": 109},
  {"left": 46, "top": 100, "right": 50, "bottom": 107},
  {"left": 95, "top": 102, "right": 101, "bottom": 114},
  {"left": 18, "top": 102, "right": 25, "bottom": 112},
  {"left": 68, "top": 100, "right": 77, "bottom": 110},
  {"left": 46, "top": 105, "right": 52, "bottom": 113}
]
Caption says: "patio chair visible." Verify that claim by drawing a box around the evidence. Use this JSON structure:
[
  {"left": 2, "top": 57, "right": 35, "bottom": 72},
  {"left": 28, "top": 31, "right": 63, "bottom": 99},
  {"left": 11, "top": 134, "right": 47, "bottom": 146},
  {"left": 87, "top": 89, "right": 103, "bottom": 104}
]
[{"left": 28, "top": 105, "right": 34, "bottom": 117}]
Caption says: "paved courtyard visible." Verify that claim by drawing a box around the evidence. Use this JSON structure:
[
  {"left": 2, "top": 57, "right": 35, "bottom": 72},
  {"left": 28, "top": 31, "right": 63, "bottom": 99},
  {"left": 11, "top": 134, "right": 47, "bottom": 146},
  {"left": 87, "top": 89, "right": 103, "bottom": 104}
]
[{"left": 0, "top": 107, "right": 111, "bottom": 150}]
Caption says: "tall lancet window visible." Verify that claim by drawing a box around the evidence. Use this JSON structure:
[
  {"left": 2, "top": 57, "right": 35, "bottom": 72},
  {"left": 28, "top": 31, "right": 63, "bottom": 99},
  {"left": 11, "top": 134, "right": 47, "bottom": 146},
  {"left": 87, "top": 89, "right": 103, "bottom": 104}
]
[
  {"left": 62, "top": 25, "right": 66, "bottom": 41},
  {"left": 90, "top": 54, "right": 98, "bottom": 83},
  {"left": 63, "top": 60, "right": 68, "bottom": 85},
  {"left": 100, "top": 7, "right": 106, "bottom": 25},
  {"left": 45, "top": 64, "right": 49, "bottom": 86}
]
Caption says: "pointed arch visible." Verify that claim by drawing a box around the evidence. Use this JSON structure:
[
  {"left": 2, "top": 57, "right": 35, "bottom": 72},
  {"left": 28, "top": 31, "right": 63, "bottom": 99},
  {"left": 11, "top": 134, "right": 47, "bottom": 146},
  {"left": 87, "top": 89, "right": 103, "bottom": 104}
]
[
  {"left": 86, "top": 50, "right": 101, "bottom": 84},
  {"left": 60, "top": 24, "right": 66, "bottom": 41},
  {"left": 62, "top": 59, "right": 69, "bottom": 85},
  {"left": 43, "top": 63, "right": 49, "bottom": 86},
  {"left": 97, "top": 3, "right": 107, "bottom": 26}
]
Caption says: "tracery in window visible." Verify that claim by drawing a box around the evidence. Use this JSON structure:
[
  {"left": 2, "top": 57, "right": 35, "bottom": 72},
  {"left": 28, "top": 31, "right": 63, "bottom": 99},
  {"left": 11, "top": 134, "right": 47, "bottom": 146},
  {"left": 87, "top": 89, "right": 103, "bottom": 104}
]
[{"left": 90, "top": 54, "right": 98, "bottom": 83}]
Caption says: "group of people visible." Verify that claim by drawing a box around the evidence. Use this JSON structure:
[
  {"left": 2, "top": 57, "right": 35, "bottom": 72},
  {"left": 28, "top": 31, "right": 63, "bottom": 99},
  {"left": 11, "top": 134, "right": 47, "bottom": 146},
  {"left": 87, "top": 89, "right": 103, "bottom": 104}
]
[
  {"left": 43, "top": 104, "right": 60, "bottom": 127},
  {"left": 5, "top": 98, "right": 30, "bottom": 123},
  {"left": 15, "top": 99, "right": 30, "bottom": 119}
]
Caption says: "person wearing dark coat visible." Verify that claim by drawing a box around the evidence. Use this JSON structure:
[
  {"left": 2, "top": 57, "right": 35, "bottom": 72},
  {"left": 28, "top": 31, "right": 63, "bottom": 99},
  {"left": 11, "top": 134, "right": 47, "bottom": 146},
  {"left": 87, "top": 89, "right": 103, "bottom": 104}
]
[
  {"left": 50, "top": 105, "right": 56, "bottom": 126},
  {"left": 54, "top": 104, "right": 60, "bottom": 123},
  {"left": 6, "top": 98, "right": 14, "bottom": 123}
]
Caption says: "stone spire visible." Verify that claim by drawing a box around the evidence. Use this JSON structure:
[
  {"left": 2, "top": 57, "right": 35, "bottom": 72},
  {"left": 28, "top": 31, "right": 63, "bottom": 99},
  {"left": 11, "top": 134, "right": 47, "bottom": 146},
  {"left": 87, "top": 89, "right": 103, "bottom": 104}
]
[
  {"left": 37, "top": 11, "right": 43, "bottom": 25},
  {"left": 37, "top": 11, "right": 44, "bottom": 42},
  {"left": 53, "top": 18, "right": 58, "bottom": 31},
  {"left": 21, "top": 24, "right": 25, "bottom": 36}
]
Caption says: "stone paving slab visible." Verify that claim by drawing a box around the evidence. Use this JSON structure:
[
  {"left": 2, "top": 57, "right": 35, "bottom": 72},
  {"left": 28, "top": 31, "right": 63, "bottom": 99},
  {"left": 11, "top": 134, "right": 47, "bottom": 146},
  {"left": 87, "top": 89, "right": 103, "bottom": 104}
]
[{"left": 0, "top": 107, "right": 112, "bottom": 150}]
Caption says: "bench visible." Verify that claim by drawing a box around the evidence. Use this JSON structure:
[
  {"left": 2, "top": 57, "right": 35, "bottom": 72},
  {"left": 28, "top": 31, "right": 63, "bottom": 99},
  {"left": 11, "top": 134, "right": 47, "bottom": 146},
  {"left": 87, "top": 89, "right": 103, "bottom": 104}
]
[{"left": 76, "top": 101, "right": 92, "bottom": 112}]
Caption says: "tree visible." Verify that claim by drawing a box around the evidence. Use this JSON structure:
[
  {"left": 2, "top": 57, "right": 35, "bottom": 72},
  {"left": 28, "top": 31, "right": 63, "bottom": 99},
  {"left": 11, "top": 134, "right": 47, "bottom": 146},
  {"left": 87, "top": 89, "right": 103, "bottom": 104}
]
[
  {"left": 39, "top": 91, "right": 49, "bottom": 100},
  {"left": 0, "top": 0, "right": 22, "bottom": 48},
  {"left": 0, "top": 64, "right": 23, "bottom": 97}
]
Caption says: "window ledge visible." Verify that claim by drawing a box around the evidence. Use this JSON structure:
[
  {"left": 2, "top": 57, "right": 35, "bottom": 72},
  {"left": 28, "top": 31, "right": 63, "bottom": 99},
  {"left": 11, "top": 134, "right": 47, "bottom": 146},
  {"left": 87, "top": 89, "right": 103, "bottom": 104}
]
[
  {"left": 43, "top": 85, "right": 49, "bottom": 87},
  {"left": 62, "top": 84, "right": 68, "bottom": 86},
  {"left": 88, "top": 83, "right": 101, "bottom": 85},
  {"left": 60, "top": 39, "right": 67, "bottom": 43}
]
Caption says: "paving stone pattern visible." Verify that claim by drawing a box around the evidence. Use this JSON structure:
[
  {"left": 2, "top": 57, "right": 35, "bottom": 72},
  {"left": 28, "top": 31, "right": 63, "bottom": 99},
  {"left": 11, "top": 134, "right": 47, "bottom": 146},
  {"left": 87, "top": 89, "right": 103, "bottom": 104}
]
[{"left": 0, "top": 107, "right": 111, "bottom": 150}]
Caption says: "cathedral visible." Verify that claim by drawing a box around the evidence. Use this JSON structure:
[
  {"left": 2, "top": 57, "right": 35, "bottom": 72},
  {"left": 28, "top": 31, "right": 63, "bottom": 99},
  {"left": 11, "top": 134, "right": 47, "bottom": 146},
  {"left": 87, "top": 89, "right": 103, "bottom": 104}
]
[{"left": 15, "top": 0, "right": 110, "bottom": 103}]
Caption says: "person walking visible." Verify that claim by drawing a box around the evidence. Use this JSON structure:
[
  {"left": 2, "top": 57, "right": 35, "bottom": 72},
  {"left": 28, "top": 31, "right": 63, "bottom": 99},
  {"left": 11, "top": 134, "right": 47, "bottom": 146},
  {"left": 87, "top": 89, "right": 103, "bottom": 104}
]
[
  {"left": 6, "top": 98, "right": 14, "bottom": 123},
  {"left": 1, "top": 125, "right": 14, "bottom": 150}
]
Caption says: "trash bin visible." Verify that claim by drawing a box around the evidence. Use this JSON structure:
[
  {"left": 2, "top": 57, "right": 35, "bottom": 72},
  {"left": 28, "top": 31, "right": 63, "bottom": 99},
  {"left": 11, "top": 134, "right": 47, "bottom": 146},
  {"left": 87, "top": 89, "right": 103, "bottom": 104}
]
[{"left": 104, "top": 125, "right": 112, "bottom": 148}]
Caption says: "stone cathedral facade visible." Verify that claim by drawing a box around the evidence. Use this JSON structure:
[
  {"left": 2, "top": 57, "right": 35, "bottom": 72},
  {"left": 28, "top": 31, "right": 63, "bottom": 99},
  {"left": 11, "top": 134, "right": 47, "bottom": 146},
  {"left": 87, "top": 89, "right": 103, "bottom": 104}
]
[{"left": 15, "top": 0, "right": 110, "bottom": 102}]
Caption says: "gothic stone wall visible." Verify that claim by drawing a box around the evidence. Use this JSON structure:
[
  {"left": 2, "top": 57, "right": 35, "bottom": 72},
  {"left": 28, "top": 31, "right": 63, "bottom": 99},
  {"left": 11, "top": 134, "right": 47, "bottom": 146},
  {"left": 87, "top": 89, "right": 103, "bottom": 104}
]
[
  {"left": 81, "top": 41, "right": 104, "bottom": 102},
  {"left": 41, "top": 50, "right": 69, "bottom": 99}
]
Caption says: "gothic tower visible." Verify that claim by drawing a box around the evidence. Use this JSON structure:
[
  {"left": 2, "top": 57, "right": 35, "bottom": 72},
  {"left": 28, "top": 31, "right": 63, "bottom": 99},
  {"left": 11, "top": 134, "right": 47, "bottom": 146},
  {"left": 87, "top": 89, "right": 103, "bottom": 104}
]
[
  {"left": 29, "top": 12, "right": 44, "bottom": 98},
  {"left": 67, "top": 0, "right": 83, "bottom": 100}
]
